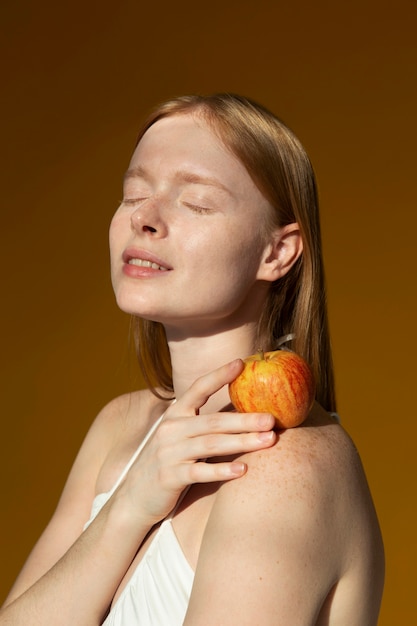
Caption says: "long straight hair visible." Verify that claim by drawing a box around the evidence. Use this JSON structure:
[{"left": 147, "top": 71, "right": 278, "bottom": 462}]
[{"left": 131, "top": 94, "right": 336, "bottom": 412}]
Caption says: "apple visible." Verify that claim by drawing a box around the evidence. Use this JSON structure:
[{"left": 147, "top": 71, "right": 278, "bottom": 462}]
[{"left": 229, "top": 349, "right": 315, "bottom": 429}]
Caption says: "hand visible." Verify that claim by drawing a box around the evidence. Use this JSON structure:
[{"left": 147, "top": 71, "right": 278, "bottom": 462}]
[{"left": 117, "top": 359, "right": 277, "bottom": 526}]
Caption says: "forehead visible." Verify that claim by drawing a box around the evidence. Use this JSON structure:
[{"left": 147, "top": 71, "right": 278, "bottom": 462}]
[
  {"left": 131, "top": 113, "right": 240, "bottom": 173},
  {"left": 127, "top": 113, "right": 262, "bottom": 199},
  {"left": 128, "top": 113, "right": 269, "bottom": 207},
  {"left": 127, "top": 115, "right": 275, "bottom": 226},
  {"left": 127, "top": 113, "right": 273, "bottom": 228}
]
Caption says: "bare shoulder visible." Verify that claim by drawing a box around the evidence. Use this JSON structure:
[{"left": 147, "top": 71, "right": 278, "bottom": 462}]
[
  {"left": 4, "top": 388, "right": 164, "bottom": 604},
  {"left": 52, "top": 387, "right": 164, "bottom": 515},
  {"left": 66, "top": 390, "right": 150, "bottom": 475},
  {"left": 90, "top": 388, "right": 156, "bottom": 435},
  {"left": 91, "top": 388, "right": 169, "bottom": 493},
  {"left": 214, "top": 402, "right": 382, "bottom": 558},
  {"left": 216, "top": 403, "right": 364, "bottom": 513},
  {"left": 88, "top": 386, "right": 173, "bottom": 454},
  {"left": 54, "top": 389, "right": 158, "bottom": 501},
  {"left": 187, "top": 404, "right": 384, "bottom": 625}
]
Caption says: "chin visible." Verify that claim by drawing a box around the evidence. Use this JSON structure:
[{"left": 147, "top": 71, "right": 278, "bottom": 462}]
[
  {"left": 116, "top": 297, "right": 176, "bottom": 327},
  {"left": 113, "top": 290, "right": 151, "bottom": 317}
]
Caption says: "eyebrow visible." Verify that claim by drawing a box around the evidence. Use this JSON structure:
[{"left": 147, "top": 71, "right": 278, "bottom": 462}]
[
  {"left": 123, "top": 165, "right": 233, "bottom": 196},
  {"left": 123, "top": 165, "right": 148, "bottom": 183}
]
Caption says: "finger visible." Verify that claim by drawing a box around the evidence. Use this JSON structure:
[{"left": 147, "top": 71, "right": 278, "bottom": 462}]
[
  {"left": 189, "top": 460, "right": 249, "bottom": 483},
  {"left": 176, "top": 359, "right": 244, "bottom": 414},
  {"left": 159, "top": 459, "right": 249, "bottom": 492},
  {"left": 155, "top": 422, "right": 276, "bottom": 469},
  {"left": 182, "top": 429, "right": 277, "bottom": 461},
  {"left": 183, "top": 411, "right": 276, "bottom": 437},
  {"left": 154, "top": 411, "right": 275, "bottom": 450},
  {"left": 204, "top": 411, "right": 275, "bottom": 434}
]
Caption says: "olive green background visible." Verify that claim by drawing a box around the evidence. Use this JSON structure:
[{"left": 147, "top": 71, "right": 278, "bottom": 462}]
[{"left": 1, "top": 1, "right": 416, "bottom": 622}]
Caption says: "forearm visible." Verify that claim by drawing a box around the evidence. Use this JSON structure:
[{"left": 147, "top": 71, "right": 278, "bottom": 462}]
[{"left": 0, "top": 494, "right": 149, "bottom": 626}]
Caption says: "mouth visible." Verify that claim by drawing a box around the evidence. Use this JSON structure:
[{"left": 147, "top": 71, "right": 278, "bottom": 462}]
[
  {"left": 123, "top": 248, "right": 172, "bottom": 272},
  {"left": 128, "top": 258, "right": 169, "bottom": 271}
]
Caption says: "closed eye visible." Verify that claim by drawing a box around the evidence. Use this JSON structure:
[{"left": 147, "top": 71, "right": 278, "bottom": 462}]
[
  {"left": 122, "top": 197, "right": 147, "bottom": 206},
  {"left": 184, "top": 202, "right": 213, "bottom": 215}
]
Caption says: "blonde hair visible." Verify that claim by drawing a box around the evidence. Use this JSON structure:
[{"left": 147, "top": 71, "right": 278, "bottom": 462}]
[{"left": 131, "top": 94, "right": 336, "bottom": 412}]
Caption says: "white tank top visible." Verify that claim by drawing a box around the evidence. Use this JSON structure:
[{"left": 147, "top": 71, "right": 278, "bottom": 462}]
[
  {"left": 84, "top": 405, "right": 339, "bottom": 624},
  {"left": 84, "top": 412, "right": 195, "bottom": 625}
]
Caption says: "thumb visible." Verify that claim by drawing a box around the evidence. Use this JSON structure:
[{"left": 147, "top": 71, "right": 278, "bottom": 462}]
[{"left": 179, "top": 359, "right": 244, "bottom": 414}]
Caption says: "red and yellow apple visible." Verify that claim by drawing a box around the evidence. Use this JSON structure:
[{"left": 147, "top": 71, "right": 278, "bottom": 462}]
[{"left": 229, "top": 349, "right": 315, "bottom": 429}]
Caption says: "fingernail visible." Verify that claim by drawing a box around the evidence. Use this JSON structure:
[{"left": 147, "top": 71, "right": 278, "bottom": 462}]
[
  {"left": 230, "top": 462, "right": 246, "bottom": 476},
  {"left": 258, "top": 414, "right": 272, "bottom": 428},
  {"left": 258, "top": 431, "right": 274, "bottom": 442}
]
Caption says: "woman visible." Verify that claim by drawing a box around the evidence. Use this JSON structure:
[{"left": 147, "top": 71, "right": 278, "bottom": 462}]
[{"left": 1, "top": 94, "right": 385, "bottom": 624}]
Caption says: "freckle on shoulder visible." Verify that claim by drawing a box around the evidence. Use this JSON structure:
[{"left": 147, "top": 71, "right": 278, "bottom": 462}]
[{"left": 244, "top": 403, "right": 354, "bottom": 483}]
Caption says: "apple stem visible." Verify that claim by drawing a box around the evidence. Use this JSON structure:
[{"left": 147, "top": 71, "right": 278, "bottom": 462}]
[{"left": 257, "top": 348, "right": 265, "bottom": 360}]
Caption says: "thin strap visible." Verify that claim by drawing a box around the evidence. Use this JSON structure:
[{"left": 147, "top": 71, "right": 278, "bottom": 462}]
[{"left": 106, "top": 411, "right": 166, "bottom": 499}]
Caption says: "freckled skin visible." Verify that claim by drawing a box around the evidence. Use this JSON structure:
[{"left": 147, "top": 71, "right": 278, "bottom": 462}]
[{"left": 229, "top": 350, "right": 315, "bottom": 429}]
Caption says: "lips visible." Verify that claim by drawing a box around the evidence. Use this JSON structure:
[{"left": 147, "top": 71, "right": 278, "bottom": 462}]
[
  {"left": 122, "top": 247, "right": 172, "bottom": 272},
  {"left": 128, "top": 258, "right": 168, "bottom": 271}
]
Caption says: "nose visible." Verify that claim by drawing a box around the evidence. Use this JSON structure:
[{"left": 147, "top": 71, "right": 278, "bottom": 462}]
[{"left": 130, "top": 200, "right": 168, "bottom": 237}]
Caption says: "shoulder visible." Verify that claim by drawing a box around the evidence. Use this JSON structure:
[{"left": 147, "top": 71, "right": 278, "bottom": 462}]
[
  {"left": 3, "top": 388, "right": 161, "bottom": 599},
  {"left": 58, "top": 390, "right": 156, "bottom": 491},
  {"left": 54, "top": 387, "right": 163, "bottom": 512},
  {"left": 4, "top": 388, "right": 169, "bottom": 602},
  {"left": 90, "top": 388, "right": 170, "bottom": 493},
  {"left": 86, "top": 387, "right": 170, "bottom": 454},
  {"left": 216, "top": 403, "right": 358, "bottom": 513},
  {"left": 91, "top": 388, "right": 156, "bottom": 433},
  {"left": 209, "top": 403, "right": 379, "bottom": 575},
  {"left": 186, "top": 405, "right": 383, "bottom": 623},
  {"left": 213, "top": 403, "right": 377, "bottom": 552}
]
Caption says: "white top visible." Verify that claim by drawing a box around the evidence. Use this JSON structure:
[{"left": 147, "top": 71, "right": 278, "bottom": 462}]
[
  {"left": 84, "top": 411, "right": 195, "bottom": 625},
  {"left": 84, "top": 404, "right": 339, "bottom": 625}
]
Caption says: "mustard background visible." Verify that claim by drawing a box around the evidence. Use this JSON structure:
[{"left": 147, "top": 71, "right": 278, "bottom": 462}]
[{"left": 1, "top": 1, "right": 416, "bottom": 622}]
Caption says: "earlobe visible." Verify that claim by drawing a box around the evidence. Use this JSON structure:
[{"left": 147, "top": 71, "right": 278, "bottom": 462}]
[{"left": 257, "top": 223, "right": 303, "bottom": 282}]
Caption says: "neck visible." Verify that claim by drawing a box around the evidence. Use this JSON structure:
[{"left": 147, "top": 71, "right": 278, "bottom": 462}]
[{"left": 166, "top": 324, "right": 261, "bottom": 414}]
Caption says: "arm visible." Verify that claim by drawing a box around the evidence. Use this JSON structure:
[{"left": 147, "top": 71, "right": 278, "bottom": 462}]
[
  {"left": 1, "top": 393, "right": 146, "bottom": 624},
  {"left": 184, "top": 439, "right": 331, "bottom": 625},
  {"left": 184, "top": 416, "right": 384, "bottom": 625},
  {"left": 0, "top": 498, "right": 155, "bottom": 625},
  {"left": 1, "top": 360, "right": 278, "bottom": 625}
]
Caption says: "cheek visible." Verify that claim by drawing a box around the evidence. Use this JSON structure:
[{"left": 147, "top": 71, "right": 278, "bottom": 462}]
[
  {"left": 109, "top": 212, "right": 126, "bottom": 253},
  {"left": 185, "top": 227, "right": 264, "bottom": 283},
  {"left": 108, "top": 214, "right": 128, "bottom": 287}
]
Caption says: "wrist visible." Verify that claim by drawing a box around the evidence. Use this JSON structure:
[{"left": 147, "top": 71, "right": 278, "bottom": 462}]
[{"left": 106, "top": 481, "right": 156, "bottom": 538}]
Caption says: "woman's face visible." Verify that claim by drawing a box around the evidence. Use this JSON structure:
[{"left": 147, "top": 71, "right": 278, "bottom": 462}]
[{"left": 109, "top": 113, "right": 274, "bottom": 336}]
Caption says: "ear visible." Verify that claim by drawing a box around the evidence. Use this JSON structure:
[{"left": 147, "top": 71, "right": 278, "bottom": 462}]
[{"left": 256, "top": 223, "right": 303, "bottom": 282}]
